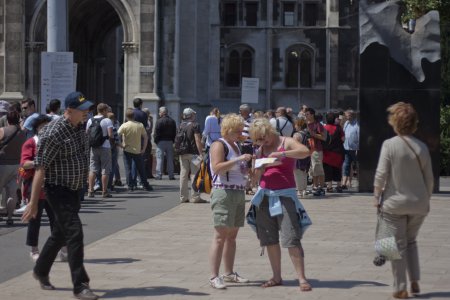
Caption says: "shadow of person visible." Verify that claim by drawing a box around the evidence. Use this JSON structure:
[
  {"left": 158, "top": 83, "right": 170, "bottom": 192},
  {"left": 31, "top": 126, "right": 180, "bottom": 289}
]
[
  {"left": 99, "top": 286, "right": 209, "bottom": 298},
  {"left": 84, "top": 258, "right": 141, "bottom": 265},
  {"left": 299, "top": 279, "right": 389, "bottom": 289},
  {"left": 415, "top": 291, "right": 450, "bottom": 299}
]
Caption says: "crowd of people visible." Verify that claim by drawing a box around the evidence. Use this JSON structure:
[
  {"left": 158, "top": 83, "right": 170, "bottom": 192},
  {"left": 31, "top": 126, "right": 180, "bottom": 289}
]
[{"left": 0, "top": 93, "right": 432, "bottom": 299}]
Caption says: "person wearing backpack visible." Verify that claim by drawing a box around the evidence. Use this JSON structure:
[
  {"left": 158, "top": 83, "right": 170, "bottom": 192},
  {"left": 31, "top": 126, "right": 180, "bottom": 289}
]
[
  {"left": 270, "top": 107, "right": 294, "bottom": 137},
  {"left": 177, "top": 108, "right": 207, "bottom": 203},
  {"left": 86, "top": 103, "right": 114, "bottom": 198},
  {"left": 208, "top": 113, "right": 252, "bottom": 289}
]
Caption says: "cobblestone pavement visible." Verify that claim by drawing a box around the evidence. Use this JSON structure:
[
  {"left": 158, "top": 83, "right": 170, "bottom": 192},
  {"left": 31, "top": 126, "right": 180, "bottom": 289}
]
[{"left": 1, "top": 192, "right": 449, "bottom": 300}]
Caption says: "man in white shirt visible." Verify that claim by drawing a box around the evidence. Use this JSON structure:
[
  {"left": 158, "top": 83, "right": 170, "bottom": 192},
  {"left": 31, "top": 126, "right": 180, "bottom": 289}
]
[
  {"left": 86, "top": 103, "right": 114, "bottom": 198},
  {"left": 270, "top": 107, "right": 294, "bottom": 137}
]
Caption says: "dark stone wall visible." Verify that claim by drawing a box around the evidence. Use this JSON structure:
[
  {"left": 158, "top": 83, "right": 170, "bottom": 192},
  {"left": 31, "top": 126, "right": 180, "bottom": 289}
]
[{"left": 359, "top": 43, "right": 441, "bottom": 192}]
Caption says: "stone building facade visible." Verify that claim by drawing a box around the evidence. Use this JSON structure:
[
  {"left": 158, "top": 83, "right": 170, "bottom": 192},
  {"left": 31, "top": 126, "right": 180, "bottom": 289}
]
[{"left": 0, "top": 0, "right": 359, "bottom": 122}]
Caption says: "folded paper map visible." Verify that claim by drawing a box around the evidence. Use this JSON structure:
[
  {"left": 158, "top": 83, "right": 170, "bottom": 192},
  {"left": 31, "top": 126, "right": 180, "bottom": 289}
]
[{"left": 254, "top": 157, "right": 279, "bottom": 169}]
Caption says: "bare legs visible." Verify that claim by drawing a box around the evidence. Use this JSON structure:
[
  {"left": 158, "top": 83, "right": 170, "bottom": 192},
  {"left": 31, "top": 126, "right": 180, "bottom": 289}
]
[
  {"left": 264, "top": 243, "right": 311, "bottom": 291},
  {"left": 209, "top": 227, "right": 240, "bottom": 278}
]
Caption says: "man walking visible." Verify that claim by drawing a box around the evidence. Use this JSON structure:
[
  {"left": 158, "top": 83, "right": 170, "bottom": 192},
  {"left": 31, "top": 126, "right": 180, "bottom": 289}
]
[
  {"left": 176, "top": 108, "right": 206, "bottom": 203},
  {"left": 154, "top": 106, "right": 176, "bottom": 180},
  {"left": 22, "top": 91, "right": 99, "bottom": 300},
  {"left": 86, "top": 103, "right": 114, "bottom": 198},
  {"left": 118, "top": 108, "right": 153, "bottom": 191}
]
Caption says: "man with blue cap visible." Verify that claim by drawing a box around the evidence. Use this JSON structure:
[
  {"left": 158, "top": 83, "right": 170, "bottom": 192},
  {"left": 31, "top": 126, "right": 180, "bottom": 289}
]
[{"left": 22, "top": 91, "right": 99, "bottom": 300}]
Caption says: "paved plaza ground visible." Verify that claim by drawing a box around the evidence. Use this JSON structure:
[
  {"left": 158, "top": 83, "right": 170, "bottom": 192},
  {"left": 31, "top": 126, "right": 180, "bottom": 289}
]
[{"left": 1, "top": 188, "right": 449, "bottom": 300}]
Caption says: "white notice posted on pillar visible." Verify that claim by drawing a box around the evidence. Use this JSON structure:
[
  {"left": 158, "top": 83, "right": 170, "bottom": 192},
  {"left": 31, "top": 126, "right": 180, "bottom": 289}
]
[
  {"left": 241, "top": 77, "right": 259, "bottom": 104},
  {"left": 41, "top": 52, "right": 75, "bottom": 113}
]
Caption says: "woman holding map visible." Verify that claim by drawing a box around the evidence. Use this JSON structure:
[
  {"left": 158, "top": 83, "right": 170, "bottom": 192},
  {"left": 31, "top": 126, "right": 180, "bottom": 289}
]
[
  {"left": 248, "top": 117, "right": 312, "bottom": 292},
  {"left": 208, "top": 113, "right": 253, "bottom": 289}
]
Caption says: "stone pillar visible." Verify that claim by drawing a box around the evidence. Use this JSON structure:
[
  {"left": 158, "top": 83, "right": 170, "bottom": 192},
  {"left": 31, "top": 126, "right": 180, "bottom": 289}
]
[
  {"left": 47, "top": 0, "right": 67, "bottom": 52},
  {"left": 0, "top": 0, "right": 25, "bottom": 100},
  {"left": 135, "top": 0, "right": 160, "bottom": 124},
  {"left": 326, "top": 0, "right": 339, "bottom": 111}
]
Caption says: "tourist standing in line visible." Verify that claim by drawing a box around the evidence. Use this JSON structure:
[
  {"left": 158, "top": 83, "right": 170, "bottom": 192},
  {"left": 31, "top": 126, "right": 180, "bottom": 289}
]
[{"left": 154, "top": 106, "right": 177, "bottom": 180}]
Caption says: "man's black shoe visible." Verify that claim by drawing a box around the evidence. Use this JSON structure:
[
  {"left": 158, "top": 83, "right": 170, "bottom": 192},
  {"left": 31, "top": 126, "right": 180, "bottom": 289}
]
[
  {"left": 169, "top": 177, "right": 176, "bottom": 180},
  {"left": 144, "top": 185, "right": 154, "bottom": 191},
  {"left": 74, "top": 285, "right": 99, "bottom": 300},
  {"left": 155, "top": 176, "right": 162, "bottom": 180},
  {"left": 33, "top": 272, "right": 55, "bottom": 290}
]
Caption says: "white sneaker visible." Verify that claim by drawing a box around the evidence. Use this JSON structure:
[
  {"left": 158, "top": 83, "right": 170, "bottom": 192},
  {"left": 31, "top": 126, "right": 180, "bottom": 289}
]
[
  {"left": 209, "top": 276, "right": 226, "bottom": 289},
  {"left": 30, "top": 251, "right": 39, "bottom": 262},
  {"left": 223, "top": 272, "right": 249, "bottom": 283},
  {"left": 15, "top": 204, "right": 27, "bottom": 214}
]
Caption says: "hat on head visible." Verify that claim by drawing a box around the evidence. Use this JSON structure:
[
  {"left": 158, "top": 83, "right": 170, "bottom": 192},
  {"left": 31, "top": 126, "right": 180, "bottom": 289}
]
[
  {"left": 0, "top": 100, "right": 10, "bottom": 113},
  {"left": 65, "top": 92, "right": 94, "bottom": 110},
  {"left": 183, "top": 108, "right": 196, "bottom": 117}
]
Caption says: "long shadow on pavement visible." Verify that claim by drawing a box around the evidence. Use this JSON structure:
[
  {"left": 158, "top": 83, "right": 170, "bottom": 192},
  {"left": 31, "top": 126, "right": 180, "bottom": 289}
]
[
  {"left": 84, "top": 258, "right": 141, "bottom": 265},
  {"left": 99, "top": 286, "right": 209, "bottom": 298},
  {"left": 415, "top": 292, "right": 450, "bottom": 299},
  {"left": 306, "top": 279, "right": 388, "bottom": 289}
]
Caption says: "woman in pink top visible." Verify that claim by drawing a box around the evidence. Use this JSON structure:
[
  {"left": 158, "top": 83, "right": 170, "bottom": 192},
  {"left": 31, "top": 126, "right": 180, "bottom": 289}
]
[{"left": 249, "top": 118, "right": 312, "bottom": 292}]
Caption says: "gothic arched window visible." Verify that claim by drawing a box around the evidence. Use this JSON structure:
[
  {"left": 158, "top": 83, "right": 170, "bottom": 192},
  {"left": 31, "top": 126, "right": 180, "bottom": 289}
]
[
  {"left": 226, "top": 47, "right": 254, "bottom": 87},
  {"left": 285, "top": 46, "right": 313, "bottom": 88}
]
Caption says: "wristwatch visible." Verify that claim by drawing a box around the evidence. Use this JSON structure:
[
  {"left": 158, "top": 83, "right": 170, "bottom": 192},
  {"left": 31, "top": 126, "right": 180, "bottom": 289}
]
[{"left": 281, "top": 151, "right": 286, "bottom": 158}]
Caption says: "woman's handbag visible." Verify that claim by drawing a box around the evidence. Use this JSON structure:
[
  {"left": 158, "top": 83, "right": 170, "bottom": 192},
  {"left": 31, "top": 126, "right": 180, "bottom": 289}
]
[{"left": 374, "top": 210, "right": 401, "bottom": 261}]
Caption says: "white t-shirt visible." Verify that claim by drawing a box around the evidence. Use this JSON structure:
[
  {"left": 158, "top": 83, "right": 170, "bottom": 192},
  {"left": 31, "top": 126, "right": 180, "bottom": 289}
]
[
  {"left": 86, "top": 115, "right": 113, "bottom": 148},
  {"left": 270, "top": 116, "right": 294, "bottom": 137}
]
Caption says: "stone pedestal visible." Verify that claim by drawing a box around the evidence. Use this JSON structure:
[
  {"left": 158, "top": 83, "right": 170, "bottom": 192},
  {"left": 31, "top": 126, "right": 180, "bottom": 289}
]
[{"left": 358, "top": 1, "right": 441, "bottom": 192}]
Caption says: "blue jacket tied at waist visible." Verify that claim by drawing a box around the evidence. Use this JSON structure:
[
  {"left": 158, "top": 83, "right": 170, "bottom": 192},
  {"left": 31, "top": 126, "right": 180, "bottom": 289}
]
[{"left": 246, "top": 187, "right": 312, "bottom": 234}]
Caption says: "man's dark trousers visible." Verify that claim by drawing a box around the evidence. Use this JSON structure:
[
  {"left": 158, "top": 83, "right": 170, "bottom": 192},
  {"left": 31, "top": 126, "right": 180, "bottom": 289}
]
[
  {"left": 123, "top": 151, "right": 150, "bottom": 189},
  {"left": 34, "top": 185, "right": 90, "bottom": 293}
]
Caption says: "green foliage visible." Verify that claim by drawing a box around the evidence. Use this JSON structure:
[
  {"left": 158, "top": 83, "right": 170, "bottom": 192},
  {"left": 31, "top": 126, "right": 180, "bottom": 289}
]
[
  {"left": 440, "top": 105, "right": 450, "bottom": 175},
  {"left": 401, "top": 0, "right": 442, "bottom": 22}
]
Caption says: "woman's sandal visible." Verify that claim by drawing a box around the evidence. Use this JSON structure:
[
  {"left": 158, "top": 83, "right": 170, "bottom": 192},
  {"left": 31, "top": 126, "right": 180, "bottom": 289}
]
[
  {"left": 261, "top": 278, "right": 283, "bottom": 288},
  {"left": 299, "top": 280, "right": 312, "bottom": 292}
]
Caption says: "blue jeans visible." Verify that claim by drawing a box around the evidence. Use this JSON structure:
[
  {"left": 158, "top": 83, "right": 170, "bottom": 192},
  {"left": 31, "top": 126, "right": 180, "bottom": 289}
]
[
  {"left": 156, "top": 141, "right": 174, "bottom": 178},
  {"left": 123, "top": 151, "right": 150, "bottom": 189},
  {"left": 343, "top": 150, "right": 357, "bottom": 177}
]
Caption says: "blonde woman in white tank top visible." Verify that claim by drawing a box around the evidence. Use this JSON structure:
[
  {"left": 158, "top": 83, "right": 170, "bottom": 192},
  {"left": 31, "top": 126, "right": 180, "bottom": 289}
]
[{"left": 207, "top": 114, "right": 252, "bottom": 289}]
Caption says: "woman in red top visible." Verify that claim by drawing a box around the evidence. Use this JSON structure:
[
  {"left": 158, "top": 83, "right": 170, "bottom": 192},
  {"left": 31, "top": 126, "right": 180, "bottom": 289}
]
[
  {"left": 323, "top": 112, "right": 344, "bottom": 192},
  {"left": 20, "top": 115, "right": 55, "bottom": 261},
  {"left": 249, "top": 118, "right": 312, "bottom": 292}
]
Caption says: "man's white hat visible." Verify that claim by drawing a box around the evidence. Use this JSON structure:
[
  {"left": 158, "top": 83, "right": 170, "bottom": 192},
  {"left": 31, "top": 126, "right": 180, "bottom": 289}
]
[{"left": 183, "top": 108, "right": 196, "bottom": 117}]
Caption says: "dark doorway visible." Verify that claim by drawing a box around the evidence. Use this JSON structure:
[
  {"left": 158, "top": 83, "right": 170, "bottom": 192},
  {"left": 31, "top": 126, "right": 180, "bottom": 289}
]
[{"left": 69, "top": 0, "right": 124, "bottom": 119}]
